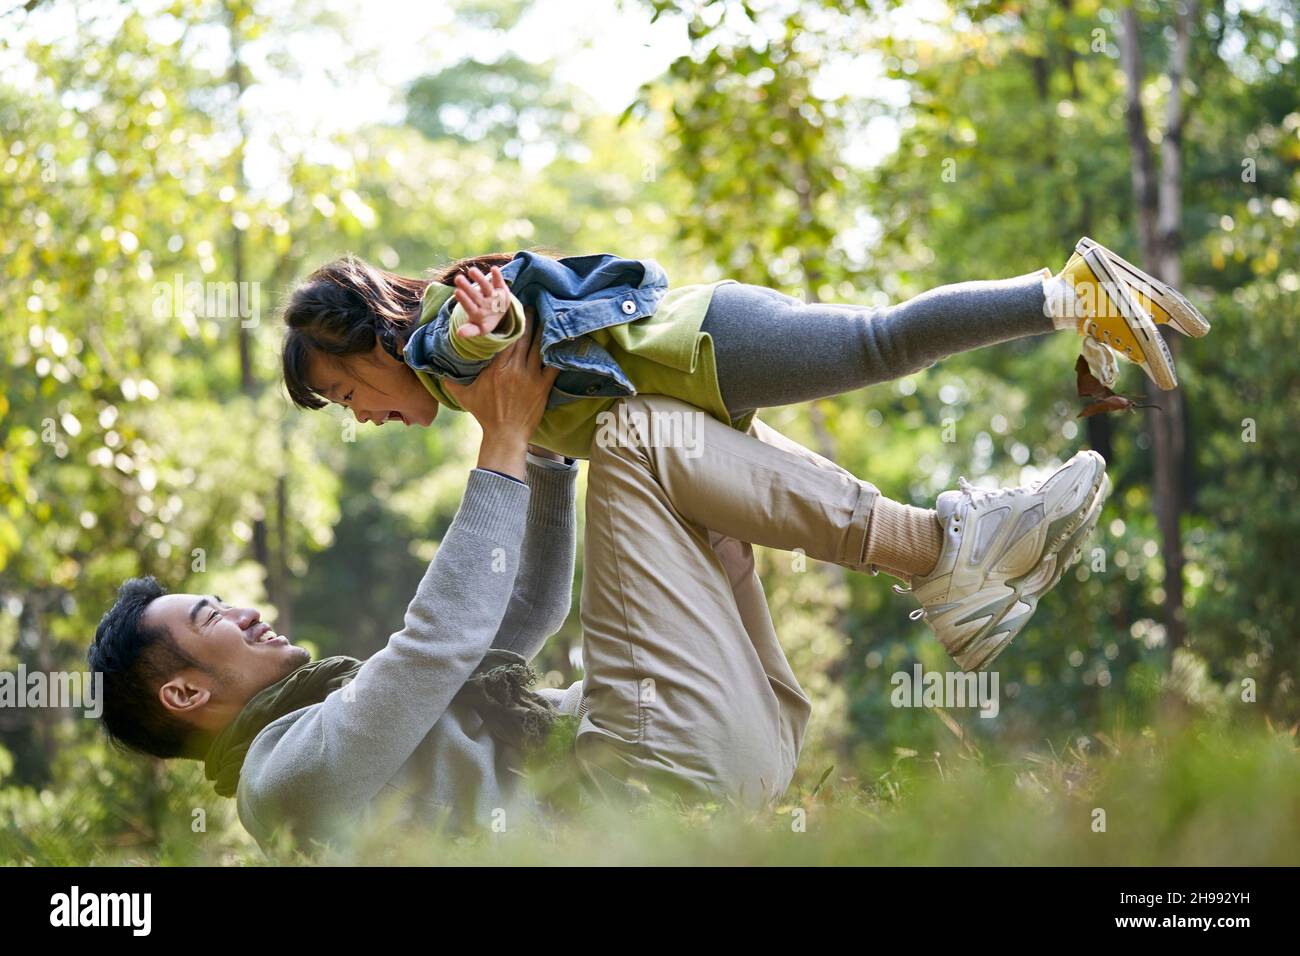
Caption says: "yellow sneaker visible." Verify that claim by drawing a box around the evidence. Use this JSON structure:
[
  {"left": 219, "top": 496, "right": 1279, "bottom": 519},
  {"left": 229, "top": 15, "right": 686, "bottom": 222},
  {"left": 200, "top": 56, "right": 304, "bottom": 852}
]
[
  {"left": 1056, "top": 240, "right": 1179, "bottom": 391},
  {"left": 1075, "top": 236, "right": 1210, "bottom": 338}
]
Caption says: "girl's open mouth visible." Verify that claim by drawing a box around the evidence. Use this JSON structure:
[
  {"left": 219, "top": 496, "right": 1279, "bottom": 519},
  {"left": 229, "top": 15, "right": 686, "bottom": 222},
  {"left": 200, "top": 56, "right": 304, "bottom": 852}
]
[{"left": 384, "top": 411, "right": 410, "bottom": 426}]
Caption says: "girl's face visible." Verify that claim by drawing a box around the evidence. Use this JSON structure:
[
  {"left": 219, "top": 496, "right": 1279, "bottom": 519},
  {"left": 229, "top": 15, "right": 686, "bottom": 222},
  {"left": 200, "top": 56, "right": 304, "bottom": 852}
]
[{"left": 305, "top": 342, "right": 441, "bottom": 427}]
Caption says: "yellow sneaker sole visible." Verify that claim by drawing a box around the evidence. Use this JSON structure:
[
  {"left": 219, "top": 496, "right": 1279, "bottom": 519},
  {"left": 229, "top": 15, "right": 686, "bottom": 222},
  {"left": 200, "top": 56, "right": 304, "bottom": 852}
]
[
  {"left": 1060, "top": 246, "right": 1178, "bottom": 390},
  {"left": 1076, "top": 236, "right": 1210, "bottom": 338}
]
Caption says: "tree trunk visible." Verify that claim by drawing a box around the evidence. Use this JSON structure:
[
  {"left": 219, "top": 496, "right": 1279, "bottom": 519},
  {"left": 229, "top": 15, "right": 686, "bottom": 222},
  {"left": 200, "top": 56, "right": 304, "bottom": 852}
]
[
  {"left": 1058, "top": 0, "right": 1081, "bottom": 99},
  {"left": 1120, "top": 1, "right": 1193, "bottom": 650},
  {"left": 226, "top": 0, "right": 285, "bottom": 616},
  {"left": 273, "top": 459, "right": 292, "bottom": 638},
  {"left": 1120, "top": 7, "right": 1159, "bottom": 264}
]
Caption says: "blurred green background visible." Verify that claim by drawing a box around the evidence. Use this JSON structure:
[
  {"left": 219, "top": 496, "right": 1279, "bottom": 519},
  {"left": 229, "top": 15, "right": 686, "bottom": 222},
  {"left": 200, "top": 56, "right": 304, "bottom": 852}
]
[{"left": 1, "top": 0, "right": 1297, "bottom": 864}]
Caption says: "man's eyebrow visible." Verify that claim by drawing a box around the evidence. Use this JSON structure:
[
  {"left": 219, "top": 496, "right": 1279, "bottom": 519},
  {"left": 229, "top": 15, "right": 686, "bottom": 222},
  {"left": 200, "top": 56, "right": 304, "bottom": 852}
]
[{"left": 188, "top": 597, "right": 211, "bottom": 626}]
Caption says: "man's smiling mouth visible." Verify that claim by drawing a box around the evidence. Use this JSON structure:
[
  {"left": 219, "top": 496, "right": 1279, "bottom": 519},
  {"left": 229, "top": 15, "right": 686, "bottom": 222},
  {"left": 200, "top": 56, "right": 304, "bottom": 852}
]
[{"left": 246, "top": 622, "right": 287, "bottom": 646}]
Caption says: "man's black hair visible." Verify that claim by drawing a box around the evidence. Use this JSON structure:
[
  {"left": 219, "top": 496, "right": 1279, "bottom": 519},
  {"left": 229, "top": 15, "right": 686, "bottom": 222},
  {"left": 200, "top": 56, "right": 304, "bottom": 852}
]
[{"left": 87, "top": 576, "right": 209, "bottom": 760}]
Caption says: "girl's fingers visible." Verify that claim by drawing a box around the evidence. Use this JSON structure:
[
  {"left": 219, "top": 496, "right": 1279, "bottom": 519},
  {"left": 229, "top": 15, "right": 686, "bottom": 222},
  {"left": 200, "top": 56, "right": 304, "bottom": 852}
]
[
  {"left": 489, "top": 267, "right": 509, "bottom": 314},
  {"left": 454, "top": 284, "right": 486, "bottom": 330},
  {"left": 477, "top": 269, "right": 504, "bottom": 314},
  {"left": 454, "top": 267, "right": 512, "bottom": 337},
  {"left": 454, "top": 283, "right": 479, "bottom": 312},
  {"left": 470, "top": 266, "right": 494, "bottom": 299},
  {"left": 456, "top": 273, "right": 486, "bottom": 311}
]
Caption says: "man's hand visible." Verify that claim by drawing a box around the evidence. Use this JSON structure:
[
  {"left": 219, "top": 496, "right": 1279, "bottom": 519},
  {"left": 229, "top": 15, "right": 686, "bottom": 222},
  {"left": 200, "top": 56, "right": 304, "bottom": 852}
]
[
  {"left": 453, "top": 265, "right": 512, "bottom": 339},
  {"left": 444, "top": 319, "right": 558, "bottom": 480}
]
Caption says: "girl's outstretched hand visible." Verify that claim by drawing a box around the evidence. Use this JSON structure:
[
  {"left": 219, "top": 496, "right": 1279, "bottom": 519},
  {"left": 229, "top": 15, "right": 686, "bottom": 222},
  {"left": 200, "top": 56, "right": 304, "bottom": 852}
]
[{"left": 453, "top": 265, "right": 511, "bottom": 338}]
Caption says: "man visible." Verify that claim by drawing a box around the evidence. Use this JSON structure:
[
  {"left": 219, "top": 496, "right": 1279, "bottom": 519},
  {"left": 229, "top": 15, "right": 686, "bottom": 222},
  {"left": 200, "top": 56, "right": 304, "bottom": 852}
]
[
  {"left": 90, "top": 326, "right": 1105, "bottom": 850},
  {"left": 90, "top": 329, "right": 577, "bottom": 848}
]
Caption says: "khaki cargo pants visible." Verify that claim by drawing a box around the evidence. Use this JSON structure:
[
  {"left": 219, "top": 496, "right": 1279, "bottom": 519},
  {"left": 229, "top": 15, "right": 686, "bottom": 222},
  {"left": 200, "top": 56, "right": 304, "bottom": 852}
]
[{"left": 573, "top": 394, "right": 882, "bottom": 807}]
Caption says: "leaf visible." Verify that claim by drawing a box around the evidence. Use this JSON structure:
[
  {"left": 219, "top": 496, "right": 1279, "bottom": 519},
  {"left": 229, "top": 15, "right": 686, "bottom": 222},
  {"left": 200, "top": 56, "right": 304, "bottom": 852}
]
[{"left": 811, "top": 763, "right": 835, "bottom": 797}]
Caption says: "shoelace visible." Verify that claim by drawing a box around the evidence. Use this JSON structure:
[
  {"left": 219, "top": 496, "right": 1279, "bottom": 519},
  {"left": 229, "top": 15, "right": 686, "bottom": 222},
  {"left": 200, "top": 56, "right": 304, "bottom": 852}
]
[
  {"left": 900, "top": 477, "right": 1027, "bottom": 602},
  {"left": 889, "top": 582, "right": 926, "bottom": 618},
  {"left": 956, "top": 476, "right": 1037, "bottom": 507},
  {"left": 894, "top": 476, "right": 1040, "bottom": 621}
]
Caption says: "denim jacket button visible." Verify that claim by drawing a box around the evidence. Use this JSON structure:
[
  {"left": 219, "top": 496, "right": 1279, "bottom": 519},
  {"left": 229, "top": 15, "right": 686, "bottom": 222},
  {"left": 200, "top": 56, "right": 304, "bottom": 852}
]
[{"left": 621, "top": 299, "right": 636, "bottom": 315}]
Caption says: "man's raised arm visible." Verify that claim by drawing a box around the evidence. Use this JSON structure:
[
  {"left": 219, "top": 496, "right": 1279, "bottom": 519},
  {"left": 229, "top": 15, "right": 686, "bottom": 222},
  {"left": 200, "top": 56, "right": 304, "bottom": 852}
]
[
  {"left": 239, "top": 320, "right": 561, "bottom": 842},
  {"left": 491, "top": 451, "right": 578, "bottom": 661},
  {"left": 237, "top": 468, "right": 531, "bottom": 836}
]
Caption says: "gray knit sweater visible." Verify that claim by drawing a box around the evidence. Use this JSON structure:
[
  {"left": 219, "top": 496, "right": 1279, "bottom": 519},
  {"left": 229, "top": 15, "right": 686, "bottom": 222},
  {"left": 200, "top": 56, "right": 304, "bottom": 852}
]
[{"left": 235, "top": 456, "right": 582, "bottom": 849}]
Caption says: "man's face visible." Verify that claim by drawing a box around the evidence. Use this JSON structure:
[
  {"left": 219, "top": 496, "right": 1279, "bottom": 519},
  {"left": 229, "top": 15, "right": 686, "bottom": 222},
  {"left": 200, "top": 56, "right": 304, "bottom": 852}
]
[{"left": 142, "top": 594, "right": 310, "bottom": 731}]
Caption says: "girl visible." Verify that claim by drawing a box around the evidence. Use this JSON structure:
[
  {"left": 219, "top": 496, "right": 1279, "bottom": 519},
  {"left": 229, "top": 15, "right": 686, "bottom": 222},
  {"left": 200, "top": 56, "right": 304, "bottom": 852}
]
[
  {"left": 280, "top": 240, "right": 1204, "bottom": 451},
  {"left": 278, "top": 241, "right": 1207, "bottom": 669}
]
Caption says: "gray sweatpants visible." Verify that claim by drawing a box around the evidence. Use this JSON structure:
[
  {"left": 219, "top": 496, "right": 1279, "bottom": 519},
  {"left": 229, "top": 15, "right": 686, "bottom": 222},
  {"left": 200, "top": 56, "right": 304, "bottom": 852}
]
[{"left": 700, "top": 270, "right": 1056, "bottom": 416}]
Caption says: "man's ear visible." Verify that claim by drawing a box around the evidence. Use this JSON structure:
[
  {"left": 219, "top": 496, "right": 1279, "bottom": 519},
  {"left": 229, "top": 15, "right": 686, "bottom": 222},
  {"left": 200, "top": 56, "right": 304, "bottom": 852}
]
[{"left": 159, "top": 676, "right": 212, "bottom": 718}]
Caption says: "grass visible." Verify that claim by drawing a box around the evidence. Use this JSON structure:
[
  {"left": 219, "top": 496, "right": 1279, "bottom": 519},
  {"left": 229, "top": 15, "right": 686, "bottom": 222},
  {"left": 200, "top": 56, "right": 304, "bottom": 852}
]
[
  {"left": 3, "top": 713, "right": 1297, "bottom": 866},
  {"left": 305, "top": 716, "right": 1300, "bottom": 865}
]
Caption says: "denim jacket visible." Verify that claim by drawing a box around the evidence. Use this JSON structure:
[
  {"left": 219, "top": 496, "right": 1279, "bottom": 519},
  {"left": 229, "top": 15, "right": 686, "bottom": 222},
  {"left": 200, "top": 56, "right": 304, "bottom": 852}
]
[{"left": 403, "top": 251, "right": 671, "bottom": 407}]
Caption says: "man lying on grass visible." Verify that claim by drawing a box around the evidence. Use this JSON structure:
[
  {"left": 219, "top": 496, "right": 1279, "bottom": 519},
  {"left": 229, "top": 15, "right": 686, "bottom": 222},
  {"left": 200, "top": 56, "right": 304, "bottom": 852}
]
[{"left": 87, "top": 330, "right": 578, "bottom": 849}]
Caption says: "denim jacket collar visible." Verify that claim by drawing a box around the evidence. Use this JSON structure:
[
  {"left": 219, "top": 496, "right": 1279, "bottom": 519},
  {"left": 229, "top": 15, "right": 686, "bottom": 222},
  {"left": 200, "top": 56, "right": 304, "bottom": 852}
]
[{"left": 404, "top": 251, "right": 672, "bottom": 407}]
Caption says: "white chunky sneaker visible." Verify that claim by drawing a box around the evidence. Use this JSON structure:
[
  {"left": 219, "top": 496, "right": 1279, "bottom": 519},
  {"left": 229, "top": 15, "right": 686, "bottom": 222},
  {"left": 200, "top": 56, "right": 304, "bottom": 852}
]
[{"left": 896, "top": 450, "right": 1111, "bottom": 672}]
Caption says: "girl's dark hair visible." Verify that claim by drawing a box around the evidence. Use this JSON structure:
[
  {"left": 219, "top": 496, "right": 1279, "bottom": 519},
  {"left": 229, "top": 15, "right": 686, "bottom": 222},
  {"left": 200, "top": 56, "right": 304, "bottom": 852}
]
[{"left": 280, "top": 249, "right": 558, "bottom": 410}]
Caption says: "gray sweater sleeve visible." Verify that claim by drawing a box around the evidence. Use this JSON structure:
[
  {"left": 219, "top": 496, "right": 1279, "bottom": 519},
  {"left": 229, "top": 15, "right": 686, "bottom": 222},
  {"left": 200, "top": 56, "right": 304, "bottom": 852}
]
[
  {"left": 491, "top": 455, "right": 578, "bottom": 660},
  {"left": 237, "top": 468, "right": 531, "bottom": 830}
]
